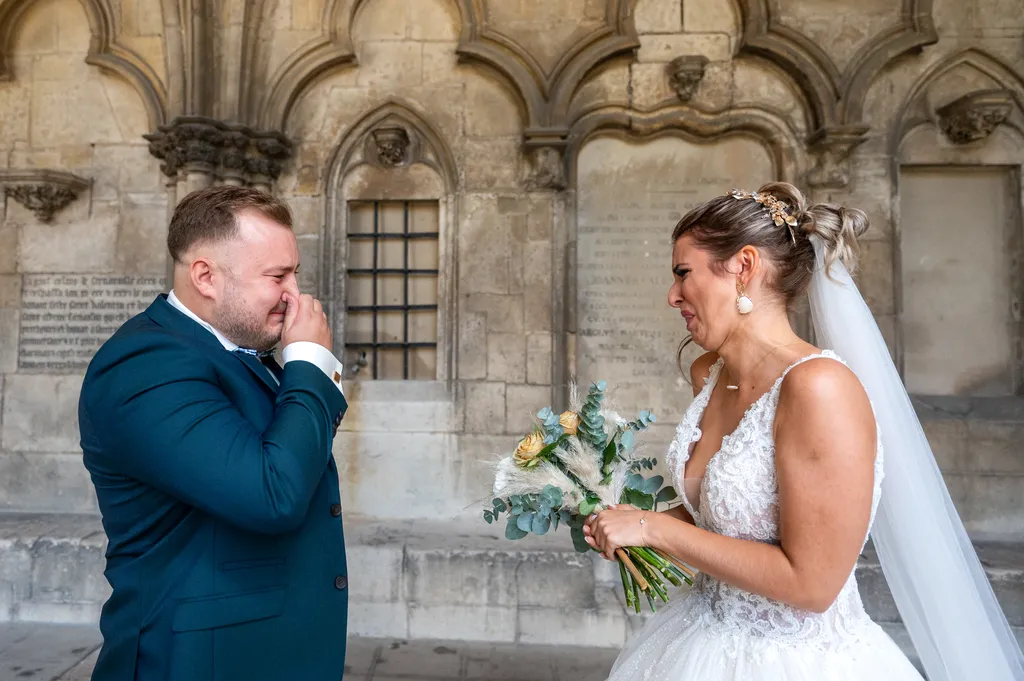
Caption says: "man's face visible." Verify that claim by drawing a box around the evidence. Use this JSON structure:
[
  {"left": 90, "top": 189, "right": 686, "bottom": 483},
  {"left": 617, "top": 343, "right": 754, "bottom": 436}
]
[{"left": 212, "top": 209, "right": 300, "bottom": 351}]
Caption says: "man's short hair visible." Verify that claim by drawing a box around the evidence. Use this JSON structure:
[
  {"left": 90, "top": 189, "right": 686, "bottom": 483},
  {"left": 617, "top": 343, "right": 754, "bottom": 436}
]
[{"left": 167, "top": 186, "right": 293, "bottom": 262}]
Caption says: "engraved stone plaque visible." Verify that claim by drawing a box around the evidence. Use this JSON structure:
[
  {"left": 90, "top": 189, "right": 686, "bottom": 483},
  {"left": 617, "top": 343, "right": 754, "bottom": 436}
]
[
  {"left": 19, "top": 274, "right": 167, "bottom": 372},
  {"left": 576, "top": 136, "right": 775, "bottom": 424}
]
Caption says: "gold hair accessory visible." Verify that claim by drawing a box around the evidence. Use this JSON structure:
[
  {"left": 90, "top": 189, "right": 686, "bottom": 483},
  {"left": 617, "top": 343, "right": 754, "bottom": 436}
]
[{"left": 730, "top": 189, "right": 798, "bottom": 244}]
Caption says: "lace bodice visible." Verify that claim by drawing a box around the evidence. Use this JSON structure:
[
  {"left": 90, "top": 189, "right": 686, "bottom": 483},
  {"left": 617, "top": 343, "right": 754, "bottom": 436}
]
[{"left": 664, "top": 352, "right": 885, "bottom": 652}]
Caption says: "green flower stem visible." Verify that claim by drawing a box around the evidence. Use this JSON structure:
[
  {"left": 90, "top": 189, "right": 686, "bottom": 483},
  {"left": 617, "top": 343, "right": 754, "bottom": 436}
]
[
  {"left": 619, "top": 559, "right": 635, "bottom": 611},
  {"left": 622, "top": 565, "right": 638, "bottom": 614},
  {"left": 630, "top": 546, "right": 685, "bottom": 587},
  {"left": 632, "top": 556, "right": 670, "bottom": 602}
]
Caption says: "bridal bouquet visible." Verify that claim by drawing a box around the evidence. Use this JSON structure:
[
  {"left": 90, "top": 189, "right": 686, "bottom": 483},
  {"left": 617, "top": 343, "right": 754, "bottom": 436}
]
[{"left": 482, "top": 381, "right": 695, "bottom": 613}]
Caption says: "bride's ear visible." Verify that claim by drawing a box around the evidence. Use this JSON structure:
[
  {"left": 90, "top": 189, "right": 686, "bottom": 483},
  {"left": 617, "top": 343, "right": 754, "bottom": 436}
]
[{"left": 733, "top": 245, "right": 761, "bottom": 287}]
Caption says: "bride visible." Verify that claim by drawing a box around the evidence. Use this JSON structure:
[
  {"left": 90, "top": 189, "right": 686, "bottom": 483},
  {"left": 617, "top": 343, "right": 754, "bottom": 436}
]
[{"left": 583, "top": 182, "right": 1024, "bottom": 681}]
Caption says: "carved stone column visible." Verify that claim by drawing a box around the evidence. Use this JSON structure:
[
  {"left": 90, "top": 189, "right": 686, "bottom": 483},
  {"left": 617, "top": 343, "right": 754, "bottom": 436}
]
[{"left": 144, "top": 117, "right": 293, "bottom": 196}]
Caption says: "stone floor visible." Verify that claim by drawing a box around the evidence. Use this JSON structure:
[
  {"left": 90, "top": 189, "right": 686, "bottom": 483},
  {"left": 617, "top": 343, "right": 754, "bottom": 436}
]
[{"left": 0, "top": 623, "right": 620, "bottom": 681}]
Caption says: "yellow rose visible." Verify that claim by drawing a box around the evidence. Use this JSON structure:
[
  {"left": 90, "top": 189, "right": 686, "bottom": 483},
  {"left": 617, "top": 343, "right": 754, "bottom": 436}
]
[
  {"left": 513, "top": 431, "right": 546, "bottom": 468},
  {"left": 559, "top": 411, "right": 580, "bottom": 435}
]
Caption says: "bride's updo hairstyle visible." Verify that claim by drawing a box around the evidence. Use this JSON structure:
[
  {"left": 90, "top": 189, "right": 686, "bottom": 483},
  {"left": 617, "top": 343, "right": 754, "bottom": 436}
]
[{"left": 671, "top": 181, "right": 869, "bottom": 305}]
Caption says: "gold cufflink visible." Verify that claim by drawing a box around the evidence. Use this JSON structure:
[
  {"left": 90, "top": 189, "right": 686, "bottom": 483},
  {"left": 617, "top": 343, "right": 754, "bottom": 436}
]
[{"left": 333, "top": 371, "right": 341, "bottom": 383}]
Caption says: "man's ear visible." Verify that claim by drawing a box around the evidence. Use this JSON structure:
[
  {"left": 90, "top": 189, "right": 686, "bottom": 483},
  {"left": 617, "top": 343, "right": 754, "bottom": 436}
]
[{"left": 190, "top": 257, "right": 218, "bottom": 301}]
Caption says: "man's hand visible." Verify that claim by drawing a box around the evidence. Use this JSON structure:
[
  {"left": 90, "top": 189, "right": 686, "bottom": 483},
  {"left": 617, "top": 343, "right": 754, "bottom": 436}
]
[{"left": 282, "top": 293, "right": 332, "bottom": 350}]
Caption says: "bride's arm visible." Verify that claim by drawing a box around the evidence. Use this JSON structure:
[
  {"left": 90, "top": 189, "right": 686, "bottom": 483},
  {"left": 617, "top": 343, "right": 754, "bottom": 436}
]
[{"left": 585, "top": 359, "right": 876, "bottom": 613}]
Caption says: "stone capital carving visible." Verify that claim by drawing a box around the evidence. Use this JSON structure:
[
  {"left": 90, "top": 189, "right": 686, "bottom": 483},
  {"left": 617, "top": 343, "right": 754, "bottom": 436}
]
[
  {"left": 805, "top": 126, "right": 869, "bottom": 189},
  {"left": 523, "top": 144, "right": 566, "bottom": 191},
  {"left": 937, "top": 89, "right": 1014, "bottom": 145},
  {"left": 667, "top": 55, "right": 709, "bottom": 102},
  {"left": 370, "top": 126, "right": 412, "bottom": 167},
  {"left": 0, "top": 169, "right": 91, "bottom": 223},
  {"left": 145, "top": 117, "right": 293, "bottom": 186}
]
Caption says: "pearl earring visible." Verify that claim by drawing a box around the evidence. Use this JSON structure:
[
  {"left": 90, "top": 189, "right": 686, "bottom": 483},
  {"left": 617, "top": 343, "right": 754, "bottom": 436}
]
[{"left": 736, "top": 283, "right": 753, "bottom": 315}]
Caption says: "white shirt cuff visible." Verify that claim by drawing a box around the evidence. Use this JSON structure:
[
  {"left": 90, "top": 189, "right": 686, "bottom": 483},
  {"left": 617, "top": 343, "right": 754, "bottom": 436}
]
[{"left": 282, "top": 342, "right": 345, "bottom": 395}]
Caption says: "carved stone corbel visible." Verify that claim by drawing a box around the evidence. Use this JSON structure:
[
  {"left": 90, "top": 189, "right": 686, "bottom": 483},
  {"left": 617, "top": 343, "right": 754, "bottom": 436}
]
[
  {"left": 667, "top": 55, "right": 709, "bottom": 102},
  {"left": 523, "top": 132, "right": 567, "bottom": 191},
  {"left": 805, "top": 126, "right": 869, "bottom": 189},
  {"left": 370, "top": 126, "right": 412, "bottom": 167},
  {"left": 936, "top": 89, "right": 1014, "bottom": 145},
  {"left": 0, "top": 169, "right": 91, "bottom": 223}
]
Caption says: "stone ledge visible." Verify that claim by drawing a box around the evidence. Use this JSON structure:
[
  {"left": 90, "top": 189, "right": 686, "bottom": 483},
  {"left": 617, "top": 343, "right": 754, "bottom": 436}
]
[{"left": 2, "top": 514, "right": 1021, "bottom": 654}]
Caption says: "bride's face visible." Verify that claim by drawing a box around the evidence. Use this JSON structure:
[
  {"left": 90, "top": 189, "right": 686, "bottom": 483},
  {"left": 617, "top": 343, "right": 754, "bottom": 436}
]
[{"left": 667, "top": 234, "right": 740, "bottom": 350}]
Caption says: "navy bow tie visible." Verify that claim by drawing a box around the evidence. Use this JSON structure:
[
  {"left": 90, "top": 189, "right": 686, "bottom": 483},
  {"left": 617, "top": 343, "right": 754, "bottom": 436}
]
[{"left": 234, "top": 347, "right": 277, "bottom": 359}]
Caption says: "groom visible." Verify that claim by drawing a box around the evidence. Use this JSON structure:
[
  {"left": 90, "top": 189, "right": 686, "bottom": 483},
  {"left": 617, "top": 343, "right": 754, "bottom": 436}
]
[{"left": 79, "top": 186, "right": 349, "bottom": 680}]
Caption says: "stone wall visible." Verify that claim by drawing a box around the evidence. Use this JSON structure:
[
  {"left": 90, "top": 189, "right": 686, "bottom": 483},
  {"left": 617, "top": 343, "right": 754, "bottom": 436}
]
[{"left": 0, "top": 0, "right": 1022, "bottom": 538}]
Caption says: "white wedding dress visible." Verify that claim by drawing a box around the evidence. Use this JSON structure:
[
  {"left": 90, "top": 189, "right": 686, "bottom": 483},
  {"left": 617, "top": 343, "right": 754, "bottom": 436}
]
[{"left": 606, "top": 351, "right": 924, "bottom": 681}]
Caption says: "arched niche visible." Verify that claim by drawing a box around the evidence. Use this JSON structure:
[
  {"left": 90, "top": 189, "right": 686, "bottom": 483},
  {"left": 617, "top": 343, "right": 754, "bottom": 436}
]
[
  {"left": 564, "top": 106, "right": 803, "bottom": 429},
  {"left": 889, "top": 49, "right": 1024, "bottom": 397},
  {"left": 323, "top": 100, "right": 457, "bottom": 387}
]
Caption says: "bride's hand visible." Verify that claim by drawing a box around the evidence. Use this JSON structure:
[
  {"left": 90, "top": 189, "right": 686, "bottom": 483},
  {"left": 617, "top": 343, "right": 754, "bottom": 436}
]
[{"left": 583, "top": 504, "right": 646, "bottom": 561}]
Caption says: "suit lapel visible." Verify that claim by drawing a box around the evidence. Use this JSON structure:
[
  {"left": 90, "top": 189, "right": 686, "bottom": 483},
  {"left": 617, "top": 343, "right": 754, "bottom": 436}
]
[
  {"left": 146, "top": 295, "right": 278, "bottom": 396},
  {"left": 233, "top": 352, "right": 279, "bottom": 395}
]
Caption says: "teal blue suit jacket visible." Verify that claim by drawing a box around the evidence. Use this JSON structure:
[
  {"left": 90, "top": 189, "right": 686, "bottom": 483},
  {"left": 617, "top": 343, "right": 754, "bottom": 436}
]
[{"left": 79, "top": 295, "right": 349, "bottom": 681}]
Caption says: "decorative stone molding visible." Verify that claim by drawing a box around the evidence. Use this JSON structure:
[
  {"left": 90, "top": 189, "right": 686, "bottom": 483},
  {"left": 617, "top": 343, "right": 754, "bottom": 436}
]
[
  {"left": 144, "top": 117, "right": 293, "bottom": 186},
  {"left": 937, "top": 89, "right": 1014, "bottom": 145},
  {"left": 736, "top": 0, "right": 936, "bottom": 186},
  {"left": 0, "top": 169, "right": 92, "bottom": 223},
  {"left": 370, "top": 126, "right": 412, "bottom": 167},
  {"left": 0, "top": 0, "right": 167, "bottom": 128},
  {"left": 667, "top": 55, "right": 709, "bottom": 102},
  {"left": 805, "top": 126, "right": 869, "bottom": 188},
  {"left": 888, "top": 49, "right": 1024, "bottom": 158},
  {"left": 566, "top": 105, "right": 805, "bottom": 187}
]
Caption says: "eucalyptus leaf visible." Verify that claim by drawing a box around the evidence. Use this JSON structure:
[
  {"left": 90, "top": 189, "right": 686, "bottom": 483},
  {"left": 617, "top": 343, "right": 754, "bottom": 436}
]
[
  {"left": 492, "top": 498, "right": 507, "bottom": 512},
  {"left": 532, "top": 513, "right": 551, "bottom": 535},
  {"left": 622, "top": 488, "right": 655, "bottom": 510},
  {"left": 571, "top": 526, "right": 590, "bottom": 553},
  {"left": 596, "top": 380, "right": 607, "bottom": 391},
  {"left": 483, "top": 511, "right": 493, "bottom": 524},
  {"left": 625, "top": 472, "right": 645, "bottom": 490},
  {"left": 537, "top": 407, "right": 553, "bottom": 420},
  {"left": 505, "top": 518, "right": 528, "bottom": 540},
  {"left": 517, "top": 512, "right": 535, "bottom": 532},
  {"left": 656, "top": 486, "right": 679, "bottom": 503},
  {"left": 642, "top": 475, "right": 664, "bottom": 495},
  {"left": 559, "top": 510, "right": 573, "bottom": 526},
  {"left": 543, "top": 485, "right": 563, "bottom": 507},
  {"left": 579, "top": 498, "right": 597, "bottom": 516},
  {"left": 551, "top": 512, "right": 559, "bottom": 530},
  {"left": 621, "top": 430, "right": 635, "bottom": 450}
]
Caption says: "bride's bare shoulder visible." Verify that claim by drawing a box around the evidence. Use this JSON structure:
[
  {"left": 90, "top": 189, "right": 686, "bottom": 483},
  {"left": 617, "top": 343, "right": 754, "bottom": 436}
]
[
  {"left": 777, "top": 356, "right": 874, "bottom": 443},
  {"left": 689, "top": 352, "right": 719, "bottom": 396}
]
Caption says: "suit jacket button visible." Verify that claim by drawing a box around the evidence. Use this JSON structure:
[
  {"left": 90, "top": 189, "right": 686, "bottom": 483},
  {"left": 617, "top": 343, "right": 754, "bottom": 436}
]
[
  {"left": 334, "top": 575, "right": 348, "bottom": 590},
  {"left": 330, "top": 503, "right": 342, "bottom": 517}
]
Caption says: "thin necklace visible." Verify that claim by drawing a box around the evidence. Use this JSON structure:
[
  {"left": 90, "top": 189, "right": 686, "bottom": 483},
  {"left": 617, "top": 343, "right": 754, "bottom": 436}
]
[{"left": 723, "top": 340, "right": 804, "bottom": 390}]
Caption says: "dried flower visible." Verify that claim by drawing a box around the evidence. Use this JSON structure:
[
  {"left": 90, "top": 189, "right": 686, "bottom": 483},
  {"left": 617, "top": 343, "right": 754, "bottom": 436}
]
[
  {"left": 730, "top": 188, "right": 798, "bottom": 243},
  {"left": 558, "top": 411, "right": 580, "bottom": 435},
  {"left": 513, "top": 431, "right": 546, "bottom": 468}
]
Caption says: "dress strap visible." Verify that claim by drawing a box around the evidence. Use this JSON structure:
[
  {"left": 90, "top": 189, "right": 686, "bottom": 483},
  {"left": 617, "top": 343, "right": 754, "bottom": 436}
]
[{"left": 772, "top": 350, "right": 843, "bottom": 394}]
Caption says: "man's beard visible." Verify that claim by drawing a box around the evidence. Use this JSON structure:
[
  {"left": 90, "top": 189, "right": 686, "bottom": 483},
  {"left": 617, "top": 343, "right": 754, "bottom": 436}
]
[{"left": 216, "top": 283, "right": 283, "bottom": 351}]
